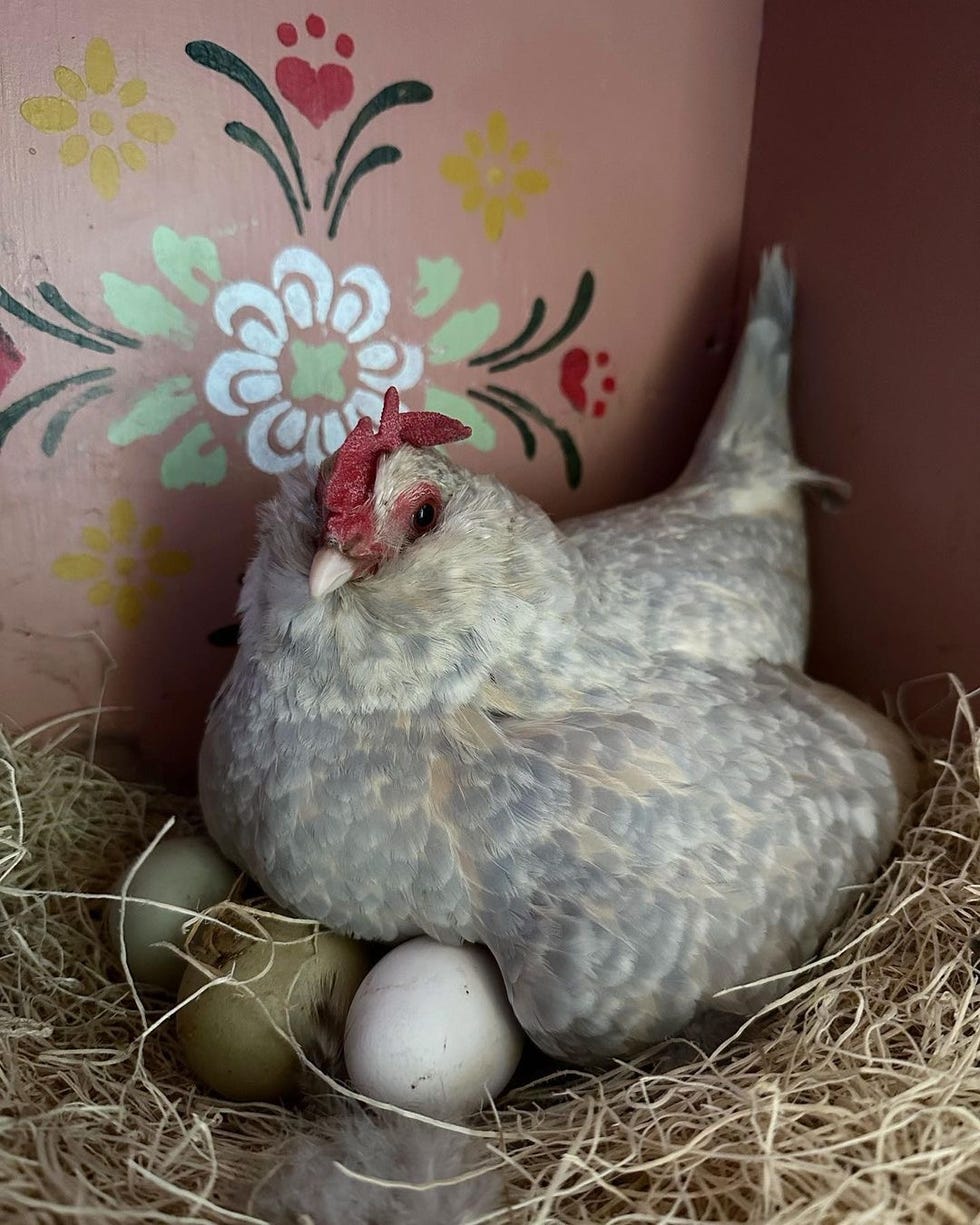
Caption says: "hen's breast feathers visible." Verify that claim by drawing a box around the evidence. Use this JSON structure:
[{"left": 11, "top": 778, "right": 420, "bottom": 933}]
[{"left": 203, "top": 638, "right": 915, "bottom": 1064}]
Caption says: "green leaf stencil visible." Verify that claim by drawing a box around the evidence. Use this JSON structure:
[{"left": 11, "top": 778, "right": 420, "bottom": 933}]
[
  {"left": 427, "top": 304, "right": 500, "bottom": 365},
  {"left": 101, "top": 274, "right": 195, "bottom": 348},
  {"left": 412, "top": 258, "right": 462, "bottom": 319},
  {"left": 161, "top": 422, "right": 227, "bottom": 488},
  {"left": 152, "top": 228, "right": 222, "bottom": 305},
  {"left": 108, "top": 376, "right": 197, "bottom": 445}
]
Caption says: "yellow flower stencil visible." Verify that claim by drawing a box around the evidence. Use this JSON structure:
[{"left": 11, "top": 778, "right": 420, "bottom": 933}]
[
  {"left": 21, "top": 38, "right": 176, "bottom": 201},
  {"left": 440, "top": 111, "right": 550, "bottom": 242},
  {"left": 52, "top": 499, "right": 191, "bottom": 628}
]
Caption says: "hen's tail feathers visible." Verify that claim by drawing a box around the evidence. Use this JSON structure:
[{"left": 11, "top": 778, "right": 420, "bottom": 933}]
[
  {"left": 248, "top": 1109, "right": 504, "bottom": 1225},
  {"left": 687, "top": 246, "right": 850, "bottom": 507}
]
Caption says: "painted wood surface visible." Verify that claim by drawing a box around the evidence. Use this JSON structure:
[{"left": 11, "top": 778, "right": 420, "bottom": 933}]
[
  {"left": 0, "top": 2, "right": 764, "bottom": 784},
  {"left": 738, "top": 0, "right": 980, "bottom": 730}
]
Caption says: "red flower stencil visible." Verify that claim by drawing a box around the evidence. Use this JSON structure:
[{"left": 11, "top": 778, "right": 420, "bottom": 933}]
[
  {"left": 275, "top": 14, "right": 355, "bottom": 128},
  {"left": 560, "top": 347, "right": 616, "bottom": 417}
]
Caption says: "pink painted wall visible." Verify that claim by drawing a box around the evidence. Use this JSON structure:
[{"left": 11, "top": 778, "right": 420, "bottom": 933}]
[
  {"left": 0, "top": 2, "right": 764, "bottom": 785},
  {"left": 738, "top": 1, "right": 980, "bottom": 728}
]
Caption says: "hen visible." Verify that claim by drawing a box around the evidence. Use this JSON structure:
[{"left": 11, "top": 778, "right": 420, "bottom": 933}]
[{"left": 200, "top": 251, "right": 915, "bottom": 1064}]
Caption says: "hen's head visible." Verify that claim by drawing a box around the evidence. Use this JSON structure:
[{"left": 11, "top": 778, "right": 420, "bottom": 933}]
[
  {"left": 308, "top": 386, "right": 471, "bottom": 598},
  {"left": 246, "top": 386, "right": 572, "bottom": 714}
]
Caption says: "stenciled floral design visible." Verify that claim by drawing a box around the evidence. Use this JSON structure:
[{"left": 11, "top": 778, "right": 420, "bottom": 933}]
[
  {"left": 0, "top": 228, "right": 596, "bottom": 490},
  {"left": 51, "top": 498, "right": 191, "bottom": 629},
  {"left": 186, "top": 37, "right": 431, "bottom": 238},
  {"left": 0, "top": 273, "right": 139, "bottom": 456},
  {"left": 1, "top": 16, "right": 612, "bottom": 652},
  {"left": 20, "top": 37, "right": 176, "bottom": 201},
  {"left": 205, "top": 248, "right": 423, "bottom": 472},
  {"left": 0, "top": 225, "right": 228, "bottom": 489},
  {"left": 440, "top": 111, "right": 550, "bottom": 242},
  {"left": 1, "top": 20, "right": 601, "bottom": 498}
]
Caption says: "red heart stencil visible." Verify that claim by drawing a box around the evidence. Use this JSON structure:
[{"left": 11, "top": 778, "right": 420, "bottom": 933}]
[
  {"left": 0, "top": 324, "right": 24, "bottom": 397},
  {"left": 559, "top": 347, "right": 589, "bottom": 411},
  {"left": 560, "top": 347, "right": 615, "bottom": 417},
  {"left": 275, "top": 57, "right": 354, "bottom": 127}
]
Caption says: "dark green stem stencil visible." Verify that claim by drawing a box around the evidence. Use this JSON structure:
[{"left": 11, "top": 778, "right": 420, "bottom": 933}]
[
  {"left": 328, "top": 146, "right": 401, "bottom": 239},
  {"left": 485, "top": 384, "right": 582, "bottom": 488},
  {"left": 467, "top": 389, "right": 538, "bottom": 460},
  {"left": 41, "top": 383, "right": 114, "bottom": 456},
  {"left": 225, "top": 122, "right": 305, "bottom": 234},
  {"left": 470, "top": 298, "right": 546, "bottom": 367},
  {"left": 0, "top": 368, "right": 115, "bottom": 450},
  {"left": 322, "top": 81, "right": 433, "bottom": 214},
  {"left": 37, "top": 284, "right": 141, "bottom": 350},
  {"left": 0, "top": 287, "right": 115, "bottom": 355},
  {"left": 488, "top": 272, "right": 595, "bottom": 375},
  {"left": 186, "top": 41, "right": 310, "bottom": 211}
]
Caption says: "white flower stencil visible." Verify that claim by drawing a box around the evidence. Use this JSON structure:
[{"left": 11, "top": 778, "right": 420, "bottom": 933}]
[{"left": 204, "top": 248, "right": 423, "bottom": 472}]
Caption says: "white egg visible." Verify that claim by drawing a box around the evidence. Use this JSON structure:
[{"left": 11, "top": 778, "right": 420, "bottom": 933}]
[
  {"left": 344, "top": 937, "right": 524, "bottom": 1120},
  {"left": 107, "top": 836, "right": 239, "bottom": 991}
]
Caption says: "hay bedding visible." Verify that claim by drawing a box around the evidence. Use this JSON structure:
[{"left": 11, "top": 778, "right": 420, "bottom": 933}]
[{"left": 2, "top": 692, "right": 980, "bottom": 1225}]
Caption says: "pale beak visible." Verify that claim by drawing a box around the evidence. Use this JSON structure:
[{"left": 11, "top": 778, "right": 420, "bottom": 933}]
[{"left": 309, "top": 546, "right": 356, "bottom": 599}]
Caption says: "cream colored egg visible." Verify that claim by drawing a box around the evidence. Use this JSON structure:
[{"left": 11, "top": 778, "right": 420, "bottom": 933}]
[
  {"left": 107, "top": 836, "right": 239, "bottom": 991},
  {"left": 344, "top": 937, "right": 524, "bottom": 1120},
  {"left": 177, "top": 905, "right": 372, "bottom": 1102}
]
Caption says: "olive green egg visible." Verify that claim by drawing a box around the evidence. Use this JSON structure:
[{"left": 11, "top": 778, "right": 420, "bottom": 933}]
[{"left": 176, "top": 905, "right": 372, "bottom": 1102}]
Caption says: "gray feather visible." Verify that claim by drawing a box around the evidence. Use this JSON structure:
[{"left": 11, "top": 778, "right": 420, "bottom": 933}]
[{"left": 249, "top": 1112, "right": 502, "bottom": 1225}]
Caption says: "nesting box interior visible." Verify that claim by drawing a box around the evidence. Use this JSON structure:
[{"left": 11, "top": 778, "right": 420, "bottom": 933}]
[
  {"left": 1, "top": 0, "right": 975, "bottom": 783},
  {"left": 1, "top": 3, "right": 979, "bottom": 1223}
]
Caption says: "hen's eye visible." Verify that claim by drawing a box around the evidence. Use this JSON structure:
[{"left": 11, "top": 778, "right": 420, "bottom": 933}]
[{"left": 412, "top": 502, "right": 438, "bottom": 532}]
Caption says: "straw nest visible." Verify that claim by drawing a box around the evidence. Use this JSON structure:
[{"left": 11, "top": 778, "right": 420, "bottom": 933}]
[{"left": 2, "top": 688, "right": 980, "bottom": 1225}]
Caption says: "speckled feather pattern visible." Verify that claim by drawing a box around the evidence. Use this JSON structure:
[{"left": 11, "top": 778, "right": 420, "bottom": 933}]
[
  {"left": 250, "top": 1114, "right": 503, "bottom": 1224},
  {"left": 200, "top": 251, "right": 915, "bottom": 1063}
]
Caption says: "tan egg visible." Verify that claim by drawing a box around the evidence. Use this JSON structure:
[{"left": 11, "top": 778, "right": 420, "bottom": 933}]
[
  {"left": 176, "top": 904, "right": 372, "bottom": 1102},
  {"left": 107, "top": 836, "right": 239, "bottom": 992}
]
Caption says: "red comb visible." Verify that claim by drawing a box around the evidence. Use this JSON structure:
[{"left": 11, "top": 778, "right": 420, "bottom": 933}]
[{"left": 320, "top": 386, "right": 470, "bottom": 533}]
